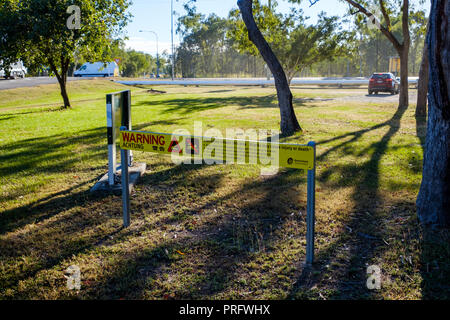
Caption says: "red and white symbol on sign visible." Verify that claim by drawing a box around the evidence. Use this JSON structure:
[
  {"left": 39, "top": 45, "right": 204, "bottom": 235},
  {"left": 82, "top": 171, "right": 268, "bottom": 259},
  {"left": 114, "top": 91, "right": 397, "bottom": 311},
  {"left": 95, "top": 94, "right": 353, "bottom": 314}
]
[
  {"left": 186, "top": 138, "right": 200, "bottom": 155},
  {"left": 168, "top": 139, "right": 182, "bottom": 153}
]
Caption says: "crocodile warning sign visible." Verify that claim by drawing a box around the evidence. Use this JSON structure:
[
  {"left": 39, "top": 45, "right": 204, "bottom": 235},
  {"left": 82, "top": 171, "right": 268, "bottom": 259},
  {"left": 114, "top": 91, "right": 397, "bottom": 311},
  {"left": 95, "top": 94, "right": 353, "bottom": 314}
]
[{"left": 119, "top": 130, "right": 314, "bottom": 170}]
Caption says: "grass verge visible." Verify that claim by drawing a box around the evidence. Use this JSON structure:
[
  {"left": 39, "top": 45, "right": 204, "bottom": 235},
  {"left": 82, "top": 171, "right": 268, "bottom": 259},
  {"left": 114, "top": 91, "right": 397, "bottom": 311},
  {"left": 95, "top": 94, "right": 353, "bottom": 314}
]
[{"left": 0, "top": 81, "right": 448, "bottom": 299}]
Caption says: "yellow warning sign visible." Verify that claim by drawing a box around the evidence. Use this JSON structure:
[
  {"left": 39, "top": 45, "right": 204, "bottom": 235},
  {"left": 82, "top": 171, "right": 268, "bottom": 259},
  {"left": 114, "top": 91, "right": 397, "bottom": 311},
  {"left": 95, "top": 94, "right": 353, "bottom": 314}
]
[{"left": 119, "top": 130, "right": 315, "bottom": 170}]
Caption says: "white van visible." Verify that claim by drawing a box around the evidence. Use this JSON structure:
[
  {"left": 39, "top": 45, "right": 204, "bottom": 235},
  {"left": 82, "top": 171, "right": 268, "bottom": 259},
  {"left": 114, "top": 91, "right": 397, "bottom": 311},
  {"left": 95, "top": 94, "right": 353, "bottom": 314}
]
[
  {"left": 74, "top": 62, "right": 119, "bottom": 77},
  {"left": 0, "top": 61, "right": 27, "bottom": 79}
]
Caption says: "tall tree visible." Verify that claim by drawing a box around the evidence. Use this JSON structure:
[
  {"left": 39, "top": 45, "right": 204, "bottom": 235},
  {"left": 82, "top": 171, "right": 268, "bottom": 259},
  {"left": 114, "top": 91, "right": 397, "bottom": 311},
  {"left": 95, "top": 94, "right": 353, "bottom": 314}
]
[
  {"left": 416, "top": 0, "right": 450, "bottom": 227},
  {"left": 0, "top": 0, "right": 131, "bottom": 108},
  {"left": 346, "top": 0, "right": 411, "bottom": 107},
  {"left": 415, "top": 39, "right": 429, "bottom": 116},
  {"left": 238, "top": 0, "right": 301, "bottom": 135},
  {"left": 415, "top": 20, "right": 430, "bottom": 117},
  {"left": 292, "top": 0, "right": 411, "bottom": 108}
]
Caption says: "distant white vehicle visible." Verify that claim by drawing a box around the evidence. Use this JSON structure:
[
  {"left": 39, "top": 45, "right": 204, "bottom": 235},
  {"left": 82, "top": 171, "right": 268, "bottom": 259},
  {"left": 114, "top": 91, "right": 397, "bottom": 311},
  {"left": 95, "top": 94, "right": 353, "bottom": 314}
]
[
  {"left": 0, "top": 61, "right": 27, "bottom": 79},
  {"left": 74, "top": 62, "right": 119, "bottom": 77}
]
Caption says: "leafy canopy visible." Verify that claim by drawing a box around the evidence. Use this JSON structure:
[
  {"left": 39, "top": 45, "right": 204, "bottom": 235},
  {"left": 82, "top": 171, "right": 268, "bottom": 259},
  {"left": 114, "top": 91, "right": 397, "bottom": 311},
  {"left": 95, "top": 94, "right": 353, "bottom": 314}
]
[
  {"left": 0, "top": 0, "right": 131, "bottom": 73},
  {"left": 228, "top": 0, "right": 349, "bottom": 82}
]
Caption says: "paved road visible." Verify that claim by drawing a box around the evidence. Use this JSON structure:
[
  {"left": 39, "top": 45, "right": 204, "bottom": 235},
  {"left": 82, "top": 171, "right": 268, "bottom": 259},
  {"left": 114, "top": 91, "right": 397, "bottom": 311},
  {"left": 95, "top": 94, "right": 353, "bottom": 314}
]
[
  {"left": 1, "top": 76, "right": 419, "bottom": 90},
  {"left": 116, "top": 77, "right": 419, "bottom": 87},
  {"left": 0, "top": 76, "right": 87, "bottom": 90},
  {"left": 287, "top": 85, "right": 418, "bottom": 106}
]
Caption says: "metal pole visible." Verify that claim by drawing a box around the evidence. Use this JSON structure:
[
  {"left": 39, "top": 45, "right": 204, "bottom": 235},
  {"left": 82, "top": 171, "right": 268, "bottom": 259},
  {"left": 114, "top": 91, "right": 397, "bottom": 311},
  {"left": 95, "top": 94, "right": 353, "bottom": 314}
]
[
  {"left": 139, "top": 30, "right": 160, "bottom": 78},
  {"left": 306, "top": 141, "right": 316, "bottom": 265},
  {"left": 171, "top": 0, "right": 174, "bottom": 80},
  {"left": 106, "top": 94, "right": 116, "bottom": 186},
  {"left": 122, "top": 90, "right": 133, "bottom": 166},
  {"left": 156, "top": 37, "right": 160, "bottom": 78},
  {"left": 120, "top": 126, "right": 130, "bottom": 227}
]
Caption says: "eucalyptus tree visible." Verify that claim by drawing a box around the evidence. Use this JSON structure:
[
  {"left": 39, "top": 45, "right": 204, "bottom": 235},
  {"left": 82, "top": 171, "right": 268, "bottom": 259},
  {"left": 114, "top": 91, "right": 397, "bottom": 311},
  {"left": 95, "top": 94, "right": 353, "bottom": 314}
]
[
  {"left": 177, "top": 9, "right": 230, "bottom": 77},
  {"left": 292, "top": 0, "right": 412, "bottom": 108},
  {"left": 416, "top": 0, "right": 450, "bottom": 227},
  {"left": 0, "top": 0, "right": 131, "bottom": 108},
  {"left": 237, "top": 0, "right": 301, "bottom": 135}
]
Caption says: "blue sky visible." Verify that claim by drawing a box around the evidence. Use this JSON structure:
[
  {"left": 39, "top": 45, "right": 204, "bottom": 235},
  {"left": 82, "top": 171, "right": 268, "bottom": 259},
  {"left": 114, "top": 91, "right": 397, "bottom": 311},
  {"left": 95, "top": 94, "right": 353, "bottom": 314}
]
[{"left": 124, "top": 0, "right": 429, "bottom": 56}]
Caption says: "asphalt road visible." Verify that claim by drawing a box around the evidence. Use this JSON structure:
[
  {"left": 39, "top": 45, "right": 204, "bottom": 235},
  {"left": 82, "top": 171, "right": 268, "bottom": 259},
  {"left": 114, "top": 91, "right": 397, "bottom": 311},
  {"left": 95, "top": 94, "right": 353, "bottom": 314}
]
[
  {"left": 0, "top": 76, "right": 87, "bottom": 90},
  {"left": 116, "top": 77, "right": 419, "bottom": 87},
  {"left": 0, "top": 76, "right": 419, "bottom": 90}
]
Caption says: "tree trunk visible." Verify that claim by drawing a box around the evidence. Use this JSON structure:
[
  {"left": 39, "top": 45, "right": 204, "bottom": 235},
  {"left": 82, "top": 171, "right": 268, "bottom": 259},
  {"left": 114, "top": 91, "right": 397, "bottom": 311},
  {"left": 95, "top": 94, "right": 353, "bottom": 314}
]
[
  {"left": 416, "top": 0, "right": 450, "bottom": 228},
  {"left": 57, "top": 76, "right": 71, "bottom": 109},
  {"left": 415, "top": 41, "right": 429, "bottom": 117},
  {"left": 398, "top": 0, "right": 410, "bottom": 108},
  {"left": 398, "top": 47, "right": 409, "bottom": 107},
  {"left": 237, "top": 0, "right": 301, "bottom": 136},
  {"left": 49, "top": 59, "right": 71, "bottom": 109}
]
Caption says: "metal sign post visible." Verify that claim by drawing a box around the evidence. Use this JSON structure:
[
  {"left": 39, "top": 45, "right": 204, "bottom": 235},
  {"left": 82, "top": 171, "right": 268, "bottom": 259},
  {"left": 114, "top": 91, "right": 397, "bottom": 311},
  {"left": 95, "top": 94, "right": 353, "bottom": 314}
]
[
  {"left": 306, "top": 141, "right": 316, "bottom": 265},
  {"left": 106, "top": 90, "right": 132, "bottom": 186},
  {"left": 106, "top": 95, "right": 116, "bottom": 186},
  {"left": 121, "top": 125, "right": 131, "bottom": 227}
]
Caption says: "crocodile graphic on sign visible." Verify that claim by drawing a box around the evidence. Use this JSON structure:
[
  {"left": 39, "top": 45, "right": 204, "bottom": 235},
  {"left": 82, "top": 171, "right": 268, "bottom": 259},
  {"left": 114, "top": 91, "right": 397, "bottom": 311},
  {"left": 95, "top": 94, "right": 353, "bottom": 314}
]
[{"left": 168, "top": 139, "right": 182, "bottom": 153}]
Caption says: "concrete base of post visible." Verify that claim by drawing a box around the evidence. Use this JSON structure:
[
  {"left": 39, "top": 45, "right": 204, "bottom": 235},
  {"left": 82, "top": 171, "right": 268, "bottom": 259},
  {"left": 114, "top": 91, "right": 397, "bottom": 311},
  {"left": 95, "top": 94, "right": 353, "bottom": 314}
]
[{"left": 90, "top": 162, "right": 146, "bottom": 195}]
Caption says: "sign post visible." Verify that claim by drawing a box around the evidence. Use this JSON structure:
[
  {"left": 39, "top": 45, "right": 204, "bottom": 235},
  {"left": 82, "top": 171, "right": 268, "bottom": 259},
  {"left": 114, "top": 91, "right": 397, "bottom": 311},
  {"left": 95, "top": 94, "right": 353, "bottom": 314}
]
[
  {"left": 120, "top": 126, "right": 131, "bottom": 227},
  {"left": 106, "top": 96, "right": 116, "bottom": 186},
  {"left": 106, "top": 90, "right": 132, "bottom": 186},
  {"left": 306, "top": 141, "right": 316, "bottom": 265}
]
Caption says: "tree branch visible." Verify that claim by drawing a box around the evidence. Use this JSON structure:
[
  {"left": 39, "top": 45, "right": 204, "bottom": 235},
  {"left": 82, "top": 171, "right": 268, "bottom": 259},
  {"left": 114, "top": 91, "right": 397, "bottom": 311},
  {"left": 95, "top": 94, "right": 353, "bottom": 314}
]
[
  {"left": 343, "top": 0, "right": 402, "bottom": 51},
  {"left": 48, "top": 57, "right": 61, "bottom": 82},
  {"left": 379, "top": 0, "right": 391, "bottom": 31},
  {"left": 402, "top": 0, "right": 410, "bottom": 48}
]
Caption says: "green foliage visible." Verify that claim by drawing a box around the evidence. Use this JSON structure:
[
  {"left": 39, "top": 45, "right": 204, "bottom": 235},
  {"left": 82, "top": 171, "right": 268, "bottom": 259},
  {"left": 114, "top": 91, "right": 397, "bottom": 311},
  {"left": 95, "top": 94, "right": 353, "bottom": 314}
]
[
  {"left": 228, "top": 1, "right": 348, "bottom": 82},
  {"left": 1, "top": 0, "right": 131, "bottom": 70},
  {"left": 0, "top": 0, "right": 131, "bottom": 106},
  {"left": 176, "top": 7, "right": 265, "bottom": 78},
  {"left": 228, "top": 1, "right": 290, "bottom": 57},
  {"left": 178, "top": 0, "right": 428, "bottom": 78},
  {"left": 107, "top": 41, "right": 158, "bottom": 78}
]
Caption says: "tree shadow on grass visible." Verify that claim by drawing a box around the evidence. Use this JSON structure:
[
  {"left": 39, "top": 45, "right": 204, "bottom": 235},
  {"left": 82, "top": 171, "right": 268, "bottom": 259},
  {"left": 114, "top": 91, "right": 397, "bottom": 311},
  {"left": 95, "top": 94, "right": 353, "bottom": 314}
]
[
  {"left": 2, "top": 156, "right": 308, "bottom": 299},
  {"left": 420, "top": 228, "right": 450, "bottom": 299},
  {"left": 0, "top": 161, "right": 218, "bottom": 298},
  {"left": 0, "top": 120, "right": 183, "bottom": 234},
  {"left": 4, "top": 103, "right": 440, "bottom": 299},
  {"left": 133, "top": 95, "right": 280, "bottom": 114},
  {"left": 0, "top": 115, "right": 16, "bottom": 121},
  {"left": 289, "top": 105, "right": 410, "bottom": 299},
  {"left": 78, "top": 166, "right": 306, "bottom": 299}
]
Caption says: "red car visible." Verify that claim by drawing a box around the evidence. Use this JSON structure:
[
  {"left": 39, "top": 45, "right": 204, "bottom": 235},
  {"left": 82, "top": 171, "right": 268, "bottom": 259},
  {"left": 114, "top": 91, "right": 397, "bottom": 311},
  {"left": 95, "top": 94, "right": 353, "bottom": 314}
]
[{"left": 368, "top": 73, "right": 400, "bottom": 95}]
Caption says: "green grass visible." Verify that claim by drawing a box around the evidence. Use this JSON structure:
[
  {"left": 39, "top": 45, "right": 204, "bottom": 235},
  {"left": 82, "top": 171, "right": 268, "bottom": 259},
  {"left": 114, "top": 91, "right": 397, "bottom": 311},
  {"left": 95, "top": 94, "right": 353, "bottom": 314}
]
[
  {"left": 0, "top": 80, "right": 135, "bottom": 110},
  {"left": 0, "top": 81, "right": 448, "bottom": 300}
]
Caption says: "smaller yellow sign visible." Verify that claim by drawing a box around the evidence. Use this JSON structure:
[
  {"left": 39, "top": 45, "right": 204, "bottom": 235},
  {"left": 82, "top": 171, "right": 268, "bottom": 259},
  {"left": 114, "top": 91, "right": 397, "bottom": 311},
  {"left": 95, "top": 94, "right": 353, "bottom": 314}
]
[
  {"left": 389, "top": 57, "right": 400, "bottom": 74},
  {"left": 119, "top": 130, "right": 315, "bottom": 170}
]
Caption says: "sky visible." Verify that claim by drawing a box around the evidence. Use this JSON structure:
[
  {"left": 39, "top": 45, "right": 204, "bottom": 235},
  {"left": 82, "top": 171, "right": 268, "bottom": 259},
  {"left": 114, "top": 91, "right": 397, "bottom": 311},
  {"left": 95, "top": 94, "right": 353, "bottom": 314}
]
[{"left": 124, "top": 0, "right": 430, "bottom": 56}]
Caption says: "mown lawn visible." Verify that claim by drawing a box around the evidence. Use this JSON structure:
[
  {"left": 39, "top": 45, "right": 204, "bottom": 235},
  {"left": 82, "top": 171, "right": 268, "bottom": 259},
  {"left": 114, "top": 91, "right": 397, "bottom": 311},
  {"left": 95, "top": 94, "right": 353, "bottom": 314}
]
[{"left": 0, "top": 80, "right": 448, "bottom": 300}]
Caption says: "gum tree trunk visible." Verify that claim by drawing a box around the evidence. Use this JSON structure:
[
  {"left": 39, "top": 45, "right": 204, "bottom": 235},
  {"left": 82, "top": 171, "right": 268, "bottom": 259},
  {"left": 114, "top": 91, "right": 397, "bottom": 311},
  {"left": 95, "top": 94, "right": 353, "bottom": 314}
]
[
  {"left": 398, "top": 0, "right": 410, "bottom": 108},
  {"left": 415, "top": 42, "right": 429, "bottom": 117},
  {"left": 398, "top": 46, "right": 409, "bottom": 107},
  {"left": 416, "top": 0, "right": 450, "bottom": 227},
  {"left": 237, "top": 0, "right": 301, "bottom": 136},
  {"left": 49, "top": 58, "right": 71, "bottom": 109}
]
